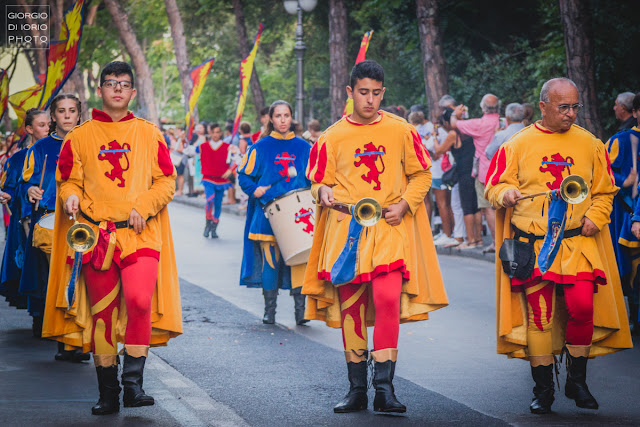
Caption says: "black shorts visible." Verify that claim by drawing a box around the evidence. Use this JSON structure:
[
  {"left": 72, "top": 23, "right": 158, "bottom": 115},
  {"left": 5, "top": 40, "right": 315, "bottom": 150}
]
[{"left": 176, "top": 163, "right": 185, "bottom": 175}]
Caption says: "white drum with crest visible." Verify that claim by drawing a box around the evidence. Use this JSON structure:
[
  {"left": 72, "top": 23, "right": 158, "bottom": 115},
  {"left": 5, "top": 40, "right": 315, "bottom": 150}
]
[{"left": 263, "top": 187, "right": 315, "bottom": 266}]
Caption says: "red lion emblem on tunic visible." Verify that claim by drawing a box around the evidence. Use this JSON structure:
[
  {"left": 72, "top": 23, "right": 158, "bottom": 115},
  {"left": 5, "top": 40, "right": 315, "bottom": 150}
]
[
  {"left": 354, "top": 142, "right": 386, "bottom": 190},
  {"left": 275, "top": 152, "right": 296, "bottom": 182},
  {"left": 295, "top": 207, "right": 314, "bottom": 235},
  {"left": 98, "top": 140, "right": 131, "bottom": 188},
  {"left": 540, "top": 153, "right": 574, "bottom": 190}
]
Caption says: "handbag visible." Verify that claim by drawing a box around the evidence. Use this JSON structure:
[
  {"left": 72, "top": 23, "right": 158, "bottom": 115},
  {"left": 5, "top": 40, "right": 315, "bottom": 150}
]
[
  {"left": 170, "top": 151, "right": 183, "bottom": 167},
  {"left": 441, "top": 163, "right": 458, "bottom": 189},
  {"left": 498, "top": 238, "right": 535, "bottom": 280}
]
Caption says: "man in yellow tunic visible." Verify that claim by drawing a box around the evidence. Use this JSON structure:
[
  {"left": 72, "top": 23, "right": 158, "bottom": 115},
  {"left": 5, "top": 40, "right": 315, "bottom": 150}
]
[
  {"left": 485, "top": 77, "right": 632, "bottom": 414},
  {"left": 303, "top": 60, "right": 448, "bottom": 414},
  {"left": 42, "top": 62, "right": 182, "bottom": 415}
]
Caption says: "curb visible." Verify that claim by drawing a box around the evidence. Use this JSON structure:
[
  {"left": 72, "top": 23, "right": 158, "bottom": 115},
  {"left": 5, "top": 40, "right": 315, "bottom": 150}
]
[{"left": 171, "top": 195, "right": 494, "bottom": 264}]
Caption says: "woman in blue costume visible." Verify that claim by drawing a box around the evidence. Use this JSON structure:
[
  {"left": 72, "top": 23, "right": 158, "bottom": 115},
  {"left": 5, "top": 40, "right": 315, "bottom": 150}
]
[
  {"left": 0, "top": 109, "right": 49, "bottom": 336},
  {"left": 19, "top": 94, "right": 90, "bottom": 361},
  {"left": 613, "top": 93, "right": 640, "bottom": 334},
  {"left": 238, "top": 100, "right": 312, "bottom": 325}
]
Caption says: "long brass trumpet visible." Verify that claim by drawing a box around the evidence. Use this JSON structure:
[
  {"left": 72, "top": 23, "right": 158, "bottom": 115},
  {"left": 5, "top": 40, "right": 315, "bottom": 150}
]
[
  {"left": 66, "top": 214, "right": 96, "bottom": 252},
  {"left": 516, "top": 174, "right": 588, "bottom": 205},
  {"left": 325, "top": 197, "right": 383, "bottom": 227}
]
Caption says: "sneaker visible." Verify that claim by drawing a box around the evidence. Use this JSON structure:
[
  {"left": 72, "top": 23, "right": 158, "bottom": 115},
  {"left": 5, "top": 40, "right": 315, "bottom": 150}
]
[
  {"left": 432, "top": 232, "right": 445, "bottom": 245},
  {"left": 443, "top": 238, "right": 463, "bottom": 248},
  {"left": 436, "top": 236, "right": 459, "bottom": 247}
]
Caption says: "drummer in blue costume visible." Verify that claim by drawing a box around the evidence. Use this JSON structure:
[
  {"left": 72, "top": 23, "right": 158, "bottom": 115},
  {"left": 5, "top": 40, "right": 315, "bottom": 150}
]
[
  {"left": 238, "top": 100, "right": 312, "bottom": 325},
  {"left": 19, "top": 94, "right": 89, "bottom": 361},
  {"left": 0, "top": 109, "right": 49, "bottom": 335},
  {"left": 609, "top": 93, "right": 640, "bottom": 334}
]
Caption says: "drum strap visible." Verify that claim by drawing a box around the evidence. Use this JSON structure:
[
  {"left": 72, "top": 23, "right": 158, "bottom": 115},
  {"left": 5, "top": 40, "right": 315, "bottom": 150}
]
[{"left": 80, "top": 210, "right": 133, "bottom": 229}]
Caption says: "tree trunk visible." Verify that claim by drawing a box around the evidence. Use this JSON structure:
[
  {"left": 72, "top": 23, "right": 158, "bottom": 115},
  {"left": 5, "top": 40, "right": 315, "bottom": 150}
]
[
  {"left": 416, "top": 0, "right": 448, "bottom": 123},
  {"left": 103, "top": 0, "right": 159, "bottom": 125},
  {"left": 558, "top": 0, "right": 602, "bottom": 138},
  {"left": 329, "top": 0, "right": 348, "bottom": 123},
  {"left": 164, "top": 0, "right": 192, "bottom": 117},
  {"left": 231, "top": 0, "right": 266, "bottom": 117}
]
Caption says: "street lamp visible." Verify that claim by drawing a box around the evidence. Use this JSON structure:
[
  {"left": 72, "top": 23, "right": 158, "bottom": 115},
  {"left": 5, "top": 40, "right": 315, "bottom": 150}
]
[{"left": 284, "top": 0, "right": 317, "bottom": 126}]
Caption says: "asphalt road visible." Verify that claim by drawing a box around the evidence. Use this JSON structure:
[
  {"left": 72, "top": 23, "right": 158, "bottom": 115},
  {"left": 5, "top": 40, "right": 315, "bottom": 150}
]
[{"left": 1, "top": 200, "right": 639, "bottom": 426}]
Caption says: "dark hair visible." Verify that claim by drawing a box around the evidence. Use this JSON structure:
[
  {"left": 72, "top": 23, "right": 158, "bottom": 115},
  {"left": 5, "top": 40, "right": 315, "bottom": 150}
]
[
  {"left": 25, "top": 108, "right": 47, "bottom": 129},
  {"left": 239, "top": 121, "right": 251, "bottom": 134},
  {"left": 100, "top": 61, "right": 135, "bottom": 88},
  {"left": 349, "top": 59, "right": 384, "bottom": 89},
  {"left": 307, "top": 119, "right": 321, "bottom": 132},
  {"left": 225, "top": 124, "right": 233, "bottom": 133},
  {"left": 208, "top": 122, "right": 221, "bottom": 132},
  {"left": 633, "top": 92, "right": 640, "bottom": 112},
  {"left": 260, "top": 107, "right": 270, "bottom": 117},
  {"left": 438, "top": 107, "right": 454, "bottom": 126},
  {"left": 48, "top": 93, "right": 81, "bottom": 135},
  {"left": 266, "top": 100, "right": 294, "bottom": 135}
]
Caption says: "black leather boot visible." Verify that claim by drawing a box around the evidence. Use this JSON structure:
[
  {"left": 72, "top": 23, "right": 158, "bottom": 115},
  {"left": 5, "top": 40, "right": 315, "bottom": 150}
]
[
  {"left": 292, "top": 287, "right": 309, "bottom": 325},
  {"left": 210, "top": 221, "right": 219, "bottom": 239},
  {"left": 92, "top": 364, "right": 121, "bottom": 415},
  {"left": 55, "top": 342, "right": 73, "bottom": 361},
  {"left": 203, "top": 219, "right": 212, "bottom": 238},
  {"left": 564, "top": 346, "right": 598, "bottom": 409},
  {"left": 122, "top": 350, "right": 155, "bottom": 407},
  {"left": 372, "top": 349, "right": 406, "bottom": 413},
  {"left": 262, "top": 289, "right": 278, "bottom": 324},
  {"left": 334, "top": 351, "right": 368, "bottom": 413},
  {"left": 529, "top": 364, "right": 554, "bottom": 414}
]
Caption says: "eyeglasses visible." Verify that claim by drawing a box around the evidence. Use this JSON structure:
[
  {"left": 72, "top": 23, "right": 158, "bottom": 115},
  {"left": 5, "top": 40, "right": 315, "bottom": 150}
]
[
  {"left": 102, "top": 79, "right": 133, "bottom": 90},
  {"left": 557, "top": 103, "right": 583, "bottom": 115}
]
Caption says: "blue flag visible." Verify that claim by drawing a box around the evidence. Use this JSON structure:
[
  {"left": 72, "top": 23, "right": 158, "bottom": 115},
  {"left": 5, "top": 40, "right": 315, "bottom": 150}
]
[
  {"left": 330, "top": 210, "right": 363, "bottom": 285},
  {"left": 538, "top": 190, "right": 568, "bottom": 274}
]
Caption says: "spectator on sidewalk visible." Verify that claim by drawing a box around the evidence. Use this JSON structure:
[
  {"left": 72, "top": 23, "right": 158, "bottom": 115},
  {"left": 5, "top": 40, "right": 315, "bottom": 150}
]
[
  {"left": 252, "top": 107, "right": 270, "bottom": 143},
  {"left": 451, "top": 94, "right": 500, "bottom": 252},
  {"left": 522, "top": 102, "right": 534, "bottom": 126},
  {"left": 614, "top": 92, "right": 638, "bottom": 131},
  {"left": 302, "top": 119, "right": 323, "bottom": 144},
  {"left": 486, "top": 103, "right": 526, "bottom": 160},
  {"left": 238, "top": 121, "right": 253, "bottom": 155}
]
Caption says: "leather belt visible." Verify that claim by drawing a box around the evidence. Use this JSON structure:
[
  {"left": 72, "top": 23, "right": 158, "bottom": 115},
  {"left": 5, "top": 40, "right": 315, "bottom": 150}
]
[
  {"left": 513, "top": 225, "right": 583, "bottom": 242},
  {"left": 329, "top": 203, "right": 389, "bottom": 218},
  {"left": 81, "top": 210, "right": 131, "bottom": 229}
]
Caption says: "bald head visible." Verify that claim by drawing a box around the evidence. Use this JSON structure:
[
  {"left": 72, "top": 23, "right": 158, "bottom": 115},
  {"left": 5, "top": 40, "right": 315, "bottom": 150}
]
[
  {"left": 481, "top": 94, "right": 500, "bottom": 114},
  {"left": 540, "top": 78, "right": 578, "bottom": 103},
  {"left": 539, "top": 77, "right": 580, "bottom": 132}
]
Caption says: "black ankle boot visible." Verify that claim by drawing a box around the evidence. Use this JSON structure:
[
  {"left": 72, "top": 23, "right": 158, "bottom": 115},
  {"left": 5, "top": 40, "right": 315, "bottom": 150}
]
[
  {"left": 529, "top": 364, "right": 554, "bottom": 414},
  {"left": 334, "top": 354, "right": 368, "bottom": 413},
  {"left": 55, "top": 342, "right": 72, "bottom": 361},
  {"left": 122, "top": 351, "right": 154, "bottom": 407},
  {"left": 92, "top": 365, "right": 121, "bottom": 415},
  {"left": 203, "top": 219, "right": 212, "bottom": 238},
  {"left": 262, "top": 289, "right": 278, "bottom": 324},
  {"left": 210, "top": 221, "right": 219, "bottom": 238},
  {"left": 292, "top": 288, "right": 309, "bottom": 325},
  {"left": 564, "top": 347, "right": 598, "bottom": 409},
  {"left": 372, "top": 353, "right": 406, "bottom": 413}
]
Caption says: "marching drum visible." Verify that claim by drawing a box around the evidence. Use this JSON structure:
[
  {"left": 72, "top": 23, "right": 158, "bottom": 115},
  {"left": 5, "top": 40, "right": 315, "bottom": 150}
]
[
  {"left": 33, "top": 211, "right": 56, "bottom": 253},
  {"left": 263, "top": 188, "right": 315, "bottom": 266}
]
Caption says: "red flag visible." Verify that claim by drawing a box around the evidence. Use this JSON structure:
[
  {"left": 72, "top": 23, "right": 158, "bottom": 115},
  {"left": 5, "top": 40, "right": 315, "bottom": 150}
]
[
  {"left": 343, "top": 30, "right": 374, "bottom": 116},
  {"left": 185, "top": 58, "right": 215, "bottom": 140},
  {"left": 0, "top": 69, "right": 8, "bottom": 123},
  {"left": 232, "top": 23, "right": 264, "bottom": 138}
]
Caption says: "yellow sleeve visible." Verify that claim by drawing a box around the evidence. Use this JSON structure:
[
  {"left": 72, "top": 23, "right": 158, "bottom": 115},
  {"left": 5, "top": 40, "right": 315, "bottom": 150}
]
[
  {"left": 401, "top": 125, "right": 432, "bottom": 214},
  {"left": 57, "top": 134, "right": 84, "bottom": 206},
  {"left": 585, "top": 141, "right": 618, "bottom": 231},
  {"left": 306, "top": 133, "right": 336, "bottom": 187},
  {"left": 22, "top": 150, "right": 35, "bottom": 183},
  {"left": 484, "top": 143, "right": 519, "bottom": 208},
  {"left": 133, "top": 131, "right": 177, "bottom": 219}
]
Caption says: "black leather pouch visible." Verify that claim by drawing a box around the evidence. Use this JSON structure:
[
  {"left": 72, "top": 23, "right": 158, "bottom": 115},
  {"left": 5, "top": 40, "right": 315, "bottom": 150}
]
[{"left": 498, "top": 238, "right": 535, "bottom": 280}]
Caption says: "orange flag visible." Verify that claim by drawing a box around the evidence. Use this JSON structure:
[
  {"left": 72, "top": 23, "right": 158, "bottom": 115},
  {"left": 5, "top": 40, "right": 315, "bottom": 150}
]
[
  {"left": 0, "top": 69, "right": 8, "bottom": 122},
  {"left": 232, "top": 23, "right": 264, "bottom": 137},
  {"left": 343, "top": 30, "right": 374, "bottom": 117},
  {"left": 185, "top": 58, "right": 215, "bottom": 140}
]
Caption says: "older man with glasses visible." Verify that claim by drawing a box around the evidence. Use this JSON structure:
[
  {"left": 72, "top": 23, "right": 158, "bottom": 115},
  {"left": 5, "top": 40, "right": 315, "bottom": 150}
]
[{"left": 485, "top": 77, "right": 631, "bottom": 414}]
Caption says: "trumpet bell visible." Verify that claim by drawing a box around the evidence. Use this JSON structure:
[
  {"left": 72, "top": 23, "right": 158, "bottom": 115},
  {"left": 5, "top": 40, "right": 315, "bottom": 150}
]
[
  {"left": 66, "top": 222, "right": 96, "bottom": 252},
  {"left": 353, "top": 197, "right": 382, "bottom": 227},
  {"left": 559, "top": 174, "right": 588, "bottom": 205}
]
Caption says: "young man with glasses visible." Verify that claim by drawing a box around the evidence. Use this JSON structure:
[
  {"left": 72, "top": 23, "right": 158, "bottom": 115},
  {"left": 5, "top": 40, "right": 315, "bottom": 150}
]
[
  {"left": 485, "top": 77, "right": 631, "bottom": 414},
  {"left": 42, "top": 61, "right": 182, "bottom": 415}
]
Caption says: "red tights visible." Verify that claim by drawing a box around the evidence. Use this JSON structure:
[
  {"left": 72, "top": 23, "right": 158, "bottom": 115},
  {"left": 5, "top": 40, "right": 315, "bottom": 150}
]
[
  {"left": 338, "top": 270, "right": 402, "bottom": 352},
  {"left": 525, "top": 280, "right": 594, "bottom": 355},
  {"left": 83, "top": 257, "right": 159, "bottom": 354}
]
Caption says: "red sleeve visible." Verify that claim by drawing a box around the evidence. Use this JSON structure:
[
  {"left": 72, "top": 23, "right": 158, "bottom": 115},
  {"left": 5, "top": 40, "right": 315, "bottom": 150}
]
[{"left": 58, "top": 140, "right": 74, "bottom": 181}]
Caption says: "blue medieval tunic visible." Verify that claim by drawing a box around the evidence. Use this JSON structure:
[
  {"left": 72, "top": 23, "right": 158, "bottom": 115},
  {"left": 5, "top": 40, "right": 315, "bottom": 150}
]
[
  {"left": 0, "top": 147, "right": 30, "bottom": 309},
  {"left": 237, "top": 131, "right": 311, "bottom": 288},
  {"left": 18, "top": 134, "right": 64, "bottom": 317}
]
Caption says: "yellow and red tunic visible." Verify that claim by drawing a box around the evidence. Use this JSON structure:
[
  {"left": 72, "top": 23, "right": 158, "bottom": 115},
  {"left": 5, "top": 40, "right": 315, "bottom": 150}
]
[
  {"left": 303, "top": 112, "right": 448, "bottom": 328},
  {"left": 485, "top": 122, "right": 617, "bottom": 287}
]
